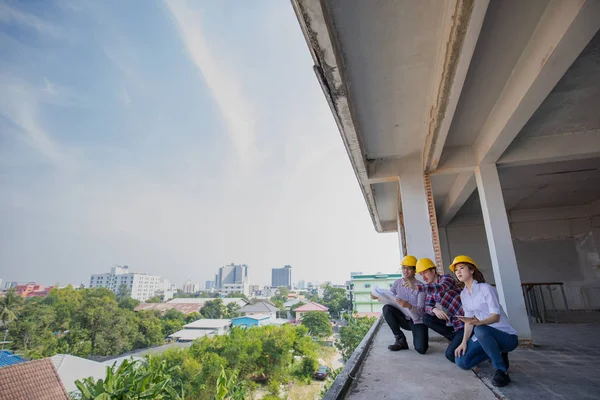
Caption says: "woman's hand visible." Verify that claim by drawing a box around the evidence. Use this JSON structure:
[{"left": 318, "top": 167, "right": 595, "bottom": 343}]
[
  {"left": 469, "top": 316, "right": 481, "bottom": 326},
  {"left": 432, "top": 308, "right": 449, "bottom": 321},
  {"left": 455, "top": 342, "right": 468, "bottom": 358}
]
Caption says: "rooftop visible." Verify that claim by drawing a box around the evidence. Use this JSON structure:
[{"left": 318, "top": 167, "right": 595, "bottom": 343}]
[
  {"left": 294, "top": 302, "right": 329, "bottom": 312},
  {"left": 183, "top": 319, "right": 232, "bottom": 329},
  {"left": 167, "top": 297, "right": 248, "bottom": 306},
  {"left": 50, "top": 354, "right": 106, "bottom": 393},
  {"left": 239, "top": 301, "right": 279, "bottom": 314},
  {"left": 169, "top": 329, "right": 214, "bottom": 342},
  {"left": 0, "top": 351, "right": 27, "bottom": 368},
  {"left": 0, "top": 358, "right": 69, "bottom": 400}
]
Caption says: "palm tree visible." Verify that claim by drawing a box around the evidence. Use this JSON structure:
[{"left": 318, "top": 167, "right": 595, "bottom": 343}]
[{"left": 0, "top": 288, "right": 21, "bottom": 350}]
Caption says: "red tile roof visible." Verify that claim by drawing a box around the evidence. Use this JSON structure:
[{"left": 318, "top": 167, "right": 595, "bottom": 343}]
[
  {"left": 134, "top": 302, "right": 202, "bottom": 314},
  {"left": 0, "top": 358, "right": 70, "bottom": 400},
  {"left": 294, "top": 302, "right": 329, "bottom": 312}
]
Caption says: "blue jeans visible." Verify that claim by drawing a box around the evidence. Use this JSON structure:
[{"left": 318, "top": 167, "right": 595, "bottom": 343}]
[
  {"left": 456, "top": 325, "right": 518, "bottom": 372},
  {"left": 422, "top": 313, "right": 464, "bottom": 363}
]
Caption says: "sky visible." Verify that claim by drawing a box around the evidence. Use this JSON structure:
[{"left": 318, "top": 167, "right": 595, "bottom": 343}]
[{"left": 0, "top": 0, "right": 400, "bottom": 288}]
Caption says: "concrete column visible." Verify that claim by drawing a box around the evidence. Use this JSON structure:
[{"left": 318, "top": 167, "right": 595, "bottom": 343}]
[
  {"left": 475, "top": 163, "right": 532, "bottom": 341},
  {"left": 398, "top": 157, "right": 437, "bottom": 264}
]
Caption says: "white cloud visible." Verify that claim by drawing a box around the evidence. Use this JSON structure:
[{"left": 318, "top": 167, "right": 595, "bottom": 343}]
[{"left": 164, "top": 0, "right": 257, "bottom": 168}]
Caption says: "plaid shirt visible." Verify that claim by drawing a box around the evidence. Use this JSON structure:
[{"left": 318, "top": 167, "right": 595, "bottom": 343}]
[{"left": 417, "top": 274, "right": 465, "bottom": 332}]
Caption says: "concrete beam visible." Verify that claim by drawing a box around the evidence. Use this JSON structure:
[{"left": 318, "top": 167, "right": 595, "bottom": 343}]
[
  {"left": 474, "top": 0, "right": 600, "bottom": 165},
  {"left": 439, "top": 172, "right": 477, "bottom": 226},
  {"left": 424, "top": 0, "right": 489, "bottom": 172},
  {"left": 431, "top": 146, "right": 477, "bottom": 175},
  {"left": 497, "top": 129, "right": 600, "bottom": 167}
]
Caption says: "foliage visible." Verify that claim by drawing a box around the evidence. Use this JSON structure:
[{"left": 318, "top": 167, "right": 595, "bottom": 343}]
[
  {"left": 289, "top": 301, "right": 305, "bottom": 319},
  {"left": 321, "top": 285, "right": 350, "bottom": 318},
  {"left": 335, "top": 316, "right": 376, "bottom": 361},
  {"left": 299, "top": 357, "right": 318, "bottom": 379},
  {"left": 0, "top": 288, "right": 21, "bottom": 349},
  {"left": 319, "top": 367, "right": 342, "bottom": 399},
  {"left": 116, "top": 284, "right": 131, "bottom": 301},
  {"left": 302, "top": 312, "right": 332, "bottom": 338},
  {"left": 146, "top": 295, "right": 164, "bottom": 303},
  {"left": 184, "top": 312, "right": 202, "bottom": 324},
  {"left": 4, "top": 286, "right": 170, "bottom": 358},
  {"left": 213, "top": 366, "right": 246, "bottom": 400},
  {"left": 200, "top": 299, "right": 224, "bottom": 319},
  {"left": 74, "top": 357, "right": 185, "bottom": 400},
  {"left": 225, "top": 292, "right": 248, "bottom": 300}
]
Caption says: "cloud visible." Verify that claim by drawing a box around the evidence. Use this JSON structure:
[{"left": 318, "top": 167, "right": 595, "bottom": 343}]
[
  {"left": 164, "top": 0, "right": 257, "bottom": 168},
  {"left": 0, "top": 3, "right": 61, "bottom": 37}
]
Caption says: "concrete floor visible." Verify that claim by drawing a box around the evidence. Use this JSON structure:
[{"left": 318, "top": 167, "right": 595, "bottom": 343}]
[
  {"left": 475, "top": 323, "right": 600, "bottom": 400},
  {"left": 345, "top": 323, "right": 497, "bottom": 400}
]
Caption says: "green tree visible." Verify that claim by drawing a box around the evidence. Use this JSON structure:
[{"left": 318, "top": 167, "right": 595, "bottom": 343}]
[
  {"left": 289, "top": 301, "right": 305, "bottom": 319},
  {"left": 200, "top": 299, "right": 224, "bottom": 319},
  {"left": 147, "top": 295, "right": 164, "bottom": 303},
  {"left": 118, "top": 297, "right": 140, "bottom": 311},
  {"left": 301, "top": 312, "right": 332, "bottom": 338},
  {"left": 0, "top": 288, "right": 21, "bottom": 350},
  {"left": 184, "top": 312, "right": 202, "bottom": 324},
  {"left": 224, "top": 303, "right": 240, "bottom": 319},
  {"left": 322, "top": 285, "right": 349, "bottom": 318},
  {"left": 335, "top": 316, "right": 376, "bottom": 361},
  {"left": 116, "top": 284, "right": 131, "bottom": 301},
  {"left": 75, "top": 357, "right": 184, "bottom": 400}
]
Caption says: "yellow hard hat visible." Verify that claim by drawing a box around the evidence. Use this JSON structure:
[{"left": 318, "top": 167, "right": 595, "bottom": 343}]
[
  {"left": 449, "top": 255, "right": 478, "bottom": 273},
  {"left": 415, "top": 258, "right": 436, "bottom": 274},
  {"left": 401, "top": 255, "right": 418, "bottom": 267}
]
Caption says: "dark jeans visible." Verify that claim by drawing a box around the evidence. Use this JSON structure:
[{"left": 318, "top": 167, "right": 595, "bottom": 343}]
[
  {"left": 456, "top": 325, "right": 519, "bottom": 372},
  {"left": 382, "top": 305, "right": 429, "bottom": 354},
  {"left": 422, "top": 313, "right": 464, "bottom": 363}
]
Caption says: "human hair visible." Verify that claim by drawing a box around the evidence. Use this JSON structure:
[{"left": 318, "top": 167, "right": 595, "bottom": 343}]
[{"left": 466, "top": 263, "right": 486, "bottom": 283}]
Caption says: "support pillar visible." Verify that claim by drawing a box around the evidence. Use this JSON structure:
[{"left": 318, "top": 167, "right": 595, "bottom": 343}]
[
  {"left": 398, "top": 157, "right": 441, "bottom": 268},
  {"left": 475, "top": 163, "right": 532, "bottom": 341}
]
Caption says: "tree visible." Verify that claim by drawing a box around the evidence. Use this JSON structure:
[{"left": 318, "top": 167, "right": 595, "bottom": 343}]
[
  {"left": 75, "top": 357, "right": 185, "bottom": 400},
  {"left": 335, "top": 316, "right": 376, "bottom": 361},
  {"left": 200, "top": 299, "right": 224, "bottom": 319},
  {"left": 0, "top": 288, "right": 21, "bottom": 350},
  {"left": 118, "top": 297, "right": 140, "bottom": 311},
  {"left": 289, "top": 301, "right": 305, "bottom": 319},
  {"left": 301, "top": 312, "right": 332, "bottom": 338},
  {"left": 224, "top": 303, "right": 240, "bottom": 319},
  {"left": 322, "top": 285, "right": 349, "bottom": 318},
  {"left": 147, "top": 295, "right": 164, "bottom": 303},
  {"left": 184, "top": 312, "right": 202, "bottom": 324},
  {"left": 116, "top": 284, "right": 131, "bottom": 301}
]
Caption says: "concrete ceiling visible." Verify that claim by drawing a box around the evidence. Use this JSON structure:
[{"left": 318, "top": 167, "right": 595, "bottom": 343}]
[
  {"left": 325, "top": 0, "right": 447, "bottom": 159},
  {"left": 444, "top": 0, "right": 551, "bottom": 147},
  {"left": 516, "top": 31, "right": 600, "bottom": 139},
  {"left": 456, "top": 157, "right": 600, "bottom": 216}
]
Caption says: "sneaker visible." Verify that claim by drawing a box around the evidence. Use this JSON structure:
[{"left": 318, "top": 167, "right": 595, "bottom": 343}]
[
  {"left": 492, "top": 370, "right": 511, "bottom": 387},
  {"left": 388, "top": 336, "right": 409, "bottom": 351},
  {"left": 502, "top": 352, "right": 510, "bottom": 370}
]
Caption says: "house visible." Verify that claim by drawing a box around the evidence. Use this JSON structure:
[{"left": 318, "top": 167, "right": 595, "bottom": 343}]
[
  {"left": 0, "top": 358, "right": 70, "bottom": 399},
  {"left": 238, "top": 301, "right": 279, "bottom": 319},
  {"left": 50, "top": 354, "right": 106, "bottom": 393},
  {"left": 348, "top": 273, "right": 402, "bottom": 315},
  {"left": 231, "top": 315, "right": 290, "bottom": 328},
  {"left": 15, "top": 284, "right": 54, "bottom": 298},
  {"left": 294, "top": 302, "right": 329, "bottom": 319},
  {"left": 167, "top": 297, "right": 249, "bottom": 308},
  {"left": 231, "top": 315, "right": 271, "bottom": 328}
]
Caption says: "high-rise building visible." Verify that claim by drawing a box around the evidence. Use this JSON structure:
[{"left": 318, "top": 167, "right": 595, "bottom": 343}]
[
  {"left": 89, "top": 266, "right": 169, "bottom": 302},
  {"left": 215, "top": 263, "right": 249, "bottom": 295},
  {"left": 271, "top": 265, "right": 292, "bottom": 289},
  {"left": 182, "top": 280, "right": 200, "bottom": 294},
  {"left": 297, "top": 280, "right": 306, "bottom": 290},
  {"left": 205, "top": 280, "right": 215, "bottom": 290}
]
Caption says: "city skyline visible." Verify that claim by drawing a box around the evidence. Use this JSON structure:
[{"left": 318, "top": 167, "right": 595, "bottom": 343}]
[{"left": 0, "top": 1, "right": 400, "bottom": 287}]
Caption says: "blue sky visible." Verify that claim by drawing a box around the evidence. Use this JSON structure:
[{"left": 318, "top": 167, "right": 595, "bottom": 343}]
[{"left": 0, "top": 0, "right": 399, "bottom": 287}]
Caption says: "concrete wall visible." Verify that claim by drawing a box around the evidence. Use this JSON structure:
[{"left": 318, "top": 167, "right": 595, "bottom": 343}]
[{"left": 441, "top": 202, "right": 600, "bottom": 310}]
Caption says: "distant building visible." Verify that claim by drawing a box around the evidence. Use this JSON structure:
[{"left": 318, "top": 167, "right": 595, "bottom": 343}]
[
  {"left": 348, "top": 273, "right": 402, "bottom": 316},
  {"left": 205, "top": 280, "right": 215, "bottom": 290},
  {"left": 169, "top": 319, "right": 232, "bottom": 342},
  {"left": 271, "top": 265, "right": 292, "bottom": 288},
  {"left": 15, "top": 284, "right": 54, "bottom": 298},
  {"left": 182, "top": 280, "right": 199, "bottom": 294},
  {"left": 215, "top": 263, "right": 249, "bottom": 295},
  {"left": 297, "top": 280, "right": 306, "bottom": 290},
  {"left": 89, "top": 266, "right": 169, "bottom": 302},
  {"left": 238, "top": 301, "right": 279, "bottom": 320},
  {"left": 294, "top": 302, "right": 329, "bottom": 320}
]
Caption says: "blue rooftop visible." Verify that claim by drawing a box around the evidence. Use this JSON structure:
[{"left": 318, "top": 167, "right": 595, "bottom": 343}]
[{"left": 0, "top": 350, "right": 27, "bottom": 368}]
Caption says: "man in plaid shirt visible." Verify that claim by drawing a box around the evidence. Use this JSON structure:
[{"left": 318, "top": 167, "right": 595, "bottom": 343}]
[{"left": 405, "top": 258, "right": 465, "bottom": 363}]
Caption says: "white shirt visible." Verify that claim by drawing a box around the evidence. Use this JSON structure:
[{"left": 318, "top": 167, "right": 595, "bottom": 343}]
[{"left": 460, "top": 281, "right": 517, "bottom": 337}]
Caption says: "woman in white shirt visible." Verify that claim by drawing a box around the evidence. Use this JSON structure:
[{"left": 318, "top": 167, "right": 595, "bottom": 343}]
[{"left": 450, "top": 255, "right": 518, "bottom": 388}]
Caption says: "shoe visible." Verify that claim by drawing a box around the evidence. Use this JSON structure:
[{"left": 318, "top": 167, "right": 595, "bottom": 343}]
[
  {"left": 502, "top": 352, "right": 509, "bottom": 370},
  {"left": 492, "top": 370, "right": 511, "bottom": 387},
  {"left": 388, "top": 335, "right": 409, "bottom": 351}
]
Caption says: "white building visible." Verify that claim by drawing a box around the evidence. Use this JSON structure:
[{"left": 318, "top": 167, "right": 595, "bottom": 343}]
[
  {"left": 182, "top": 280, "right": 200, "bottom": 294},
  {"left": 89, "top": 266, "right": 168, "bottom": 301}
]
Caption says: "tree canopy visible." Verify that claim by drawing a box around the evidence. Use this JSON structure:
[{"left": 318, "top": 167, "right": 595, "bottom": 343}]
[{"left": 301, "top": 311, "right": 332, "bottom": 338}]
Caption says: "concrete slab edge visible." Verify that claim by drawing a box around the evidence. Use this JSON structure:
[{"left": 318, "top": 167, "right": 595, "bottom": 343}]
[
  {"left": 472, "top": 367, "right": 507, "bottom": 400},
  {"left": 322, "top": 315, "right": 383, "bottom": 400}
]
